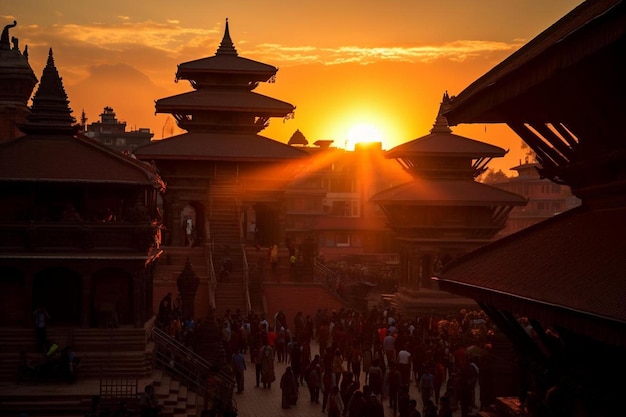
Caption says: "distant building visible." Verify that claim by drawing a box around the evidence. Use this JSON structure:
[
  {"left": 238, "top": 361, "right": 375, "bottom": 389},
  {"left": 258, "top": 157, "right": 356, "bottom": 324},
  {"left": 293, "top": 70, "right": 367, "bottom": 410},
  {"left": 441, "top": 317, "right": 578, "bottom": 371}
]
[
  {"left": 84, "top": 106, "right": 153, "bottom": 153},
  {"left": 491, "top": 157, "right": 581, "bottom": 237},
  {"left": 285, "top": 138, "right": 402, "bottom": 262}
]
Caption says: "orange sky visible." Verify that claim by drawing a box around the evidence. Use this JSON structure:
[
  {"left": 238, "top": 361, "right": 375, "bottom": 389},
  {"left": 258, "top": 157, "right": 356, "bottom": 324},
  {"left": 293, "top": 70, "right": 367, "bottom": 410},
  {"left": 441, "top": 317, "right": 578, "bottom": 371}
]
[{"left": 3, "top": 0, "right": 582, "bottom": 173}]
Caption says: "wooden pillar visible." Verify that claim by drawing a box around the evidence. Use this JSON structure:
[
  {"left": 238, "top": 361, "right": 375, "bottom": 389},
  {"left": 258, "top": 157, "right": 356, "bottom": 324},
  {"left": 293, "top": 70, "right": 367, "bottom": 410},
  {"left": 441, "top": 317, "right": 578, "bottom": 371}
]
[
  {"left": 81, "top": 274, "right": 92, "bottom": 327},
  {"left": 24, "top": 273, "right": 34, "bottom": 327},
  {"left": 133, "top": 270, "right": 144, "bottom": 328}
]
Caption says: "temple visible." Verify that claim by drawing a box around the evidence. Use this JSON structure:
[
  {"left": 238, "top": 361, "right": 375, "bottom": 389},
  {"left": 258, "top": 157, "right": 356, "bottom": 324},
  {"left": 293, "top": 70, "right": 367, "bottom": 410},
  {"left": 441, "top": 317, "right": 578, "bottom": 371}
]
[
  {"left": 134, "top": 19, "right": 309, "bottom": 317},
  {"left": 371, "top": 93, "right": 527, "bottom": 315}
]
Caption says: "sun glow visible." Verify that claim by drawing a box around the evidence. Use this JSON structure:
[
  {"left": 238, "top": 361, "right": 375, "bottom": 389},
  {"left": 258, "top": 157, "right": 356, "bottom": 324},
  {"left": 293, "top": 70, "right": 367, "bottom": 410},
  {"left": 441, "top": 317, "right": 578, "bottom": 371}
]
[{"left": 346, "top": 123, "right": 383, "bottom": 150}]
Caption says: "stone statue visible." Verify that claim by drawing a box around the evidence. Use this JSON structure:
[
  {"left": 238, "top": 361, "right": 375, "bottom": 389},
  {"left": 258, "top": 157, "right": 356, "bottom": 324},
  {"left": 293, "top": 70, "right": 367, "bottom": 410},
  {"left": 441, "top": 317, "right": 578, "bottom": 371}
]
[{"left": 1, "top": 20, "right": 17, "bottom": 50}]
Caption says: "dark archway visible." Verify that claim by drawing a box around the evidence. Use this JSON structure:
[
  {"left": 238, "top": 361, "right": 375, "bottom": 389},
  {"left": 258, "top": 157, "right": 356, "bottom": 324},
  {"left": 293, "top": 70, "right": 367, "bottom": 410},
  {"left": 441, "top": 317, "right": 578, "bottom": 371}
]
[
  {"left": 0, "top": 267, "right": 26, "bottom": 326},
  {"left": 254, "top": 203, "right": 279, "bottom": 247},
  {"left": 92, "top": 268, "right": 133, "bottom": 327},
  {"left": 33, "top": 268, "right": 82, "bottom": 325},
  {"left": 189, "top": 201, "right": 206, "bottom": 245}
]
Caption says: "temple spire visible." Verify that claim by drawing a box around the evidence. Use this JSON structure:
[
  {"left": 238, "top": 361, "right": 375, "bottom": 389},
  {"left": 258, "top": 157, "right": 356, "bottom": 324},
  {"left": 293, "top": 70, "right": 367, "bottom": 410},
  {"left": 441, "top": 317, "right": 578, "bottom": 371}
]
[
  {"left": 216, "top": 18, "right": 238, "bottom": 56},
  {"left": 19, "top": 48, "right": 77, "bottom": 135},
  {"left": 430, "top": 91, "right": 453, "bottom": 134}
]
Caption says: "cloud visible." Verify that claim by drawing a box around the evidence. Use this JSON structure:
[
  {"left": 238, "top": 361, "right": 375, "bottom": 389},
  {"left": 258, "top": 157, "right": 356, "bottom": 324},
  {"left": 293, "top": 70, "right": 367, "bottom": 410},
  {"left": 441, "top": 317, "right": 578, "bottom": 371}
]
[{"left": 249, "top": 40, "right": 523, "bottom": 67}]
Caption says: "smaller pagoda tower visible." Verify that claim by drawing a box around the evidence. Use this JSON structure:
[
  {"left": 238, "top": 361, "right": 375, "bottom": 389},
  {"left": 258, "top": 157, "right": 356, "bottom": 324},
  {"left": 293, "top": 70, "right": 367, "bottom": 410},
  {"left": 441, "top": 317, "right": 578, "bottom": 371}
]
[
  {"left": 0, "top": 20, "right": 38, "bottom": 141},
  {"left": 372, "top": 93, "right": 527, "bottom": 314}
]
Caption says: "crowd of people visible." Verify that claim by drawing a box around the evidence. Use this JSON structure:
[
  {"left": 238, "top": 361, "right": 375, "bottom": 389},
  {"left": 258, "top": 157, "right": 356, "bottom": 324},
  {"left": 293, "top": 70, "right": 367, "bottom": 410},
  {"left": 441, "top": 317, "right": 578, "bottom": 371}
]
[{"left": 153, "top": 303, "right": 499, "bottom": 417}]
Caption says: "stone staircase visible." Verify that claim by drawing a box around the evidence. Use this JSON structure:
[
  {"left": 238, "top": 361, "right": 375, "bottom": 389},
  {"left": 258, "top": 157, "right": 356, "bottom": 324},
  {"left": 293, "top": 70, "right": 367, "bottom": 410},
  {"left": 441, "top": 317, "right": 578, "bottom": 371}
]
[
  {"left": 0, "top": 327, "right": 151, "bottom": 382},
  {"left": 209, "top": 179, "right": 248, "bottom": 316}
]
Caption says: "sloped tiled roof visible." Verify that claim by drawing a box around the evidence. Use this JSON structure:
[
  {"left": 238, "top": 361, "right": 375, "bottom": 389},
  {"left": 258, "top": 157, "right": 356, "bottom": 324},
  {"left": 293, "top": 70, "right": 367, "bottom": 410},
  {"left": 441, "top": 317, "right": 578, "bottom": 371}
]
[
  {"left": 134, "top": 132, "right": 309, "bottom": 161},
  {"left": 155, "top": 90, "right": 294, "bottom": 115},
  {"left": 388, "top": 92, "right": 507, "bottom": 160},
  {"left": 386, "top": 132, "right": 506, "bottom": 159},
  {"left": 0, "top": 133, "right": 163, "bottom": 187},
  {"left": 177, "top": 54, "right": 277, "bottom": 77},
  {"left": 435, "top": 205, "right": 626, "bottom": 343},
  {"left": 0, "top": 46, "right": 162, "bottom": 188},
  {"left": 176, "top": 19, "right": 277, "bottom": 80},
  {"left": 370, "top": 178, "right": 528, "bottom": 206}
]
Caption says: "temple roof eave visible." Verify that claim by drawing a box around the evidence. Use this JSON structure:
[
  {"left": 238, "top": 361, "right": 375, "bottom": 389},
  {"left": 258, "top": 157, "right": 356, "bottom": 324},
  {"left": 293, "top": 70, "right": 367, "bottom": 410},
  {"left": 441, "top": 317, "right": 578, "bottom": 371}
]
[
  {"left": 370, "top": 179, "right": 528, "bottom": 206},
  {"left": 434, "top": 204, "right": 626, "bottom": 332},
  {"left": 176, "top": 55, "right": 278, "bottom": 79},
  {"left": 155, "top": 90, "right": 295, "bottom": 114},
  {"left": 386, "top": 133, "right": 507, "bottom": 159},
  {"left": 134, "top": 132, "right": 309, "bottom": 161}
]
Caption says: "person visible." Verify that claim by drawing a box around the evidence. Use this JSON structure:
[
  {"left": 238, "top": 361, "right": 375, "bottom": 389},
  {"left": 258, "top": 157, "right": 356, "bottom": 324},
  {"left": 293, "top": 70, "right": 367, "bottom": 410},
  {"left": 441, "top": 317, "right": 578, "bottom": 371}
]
[
  {"left": 438, "top": 396, "right": 454, "bottom": 417},
  {"left": 368, "top": 358, "right": 383, "bottom": 399},
  {"left": 386, "top": 361, "right": 402, "bottom": 415},
  {"left": 269, "top": 244, "right": 279, "bottom": 271},
  {"left": 251, "top": 341, "right": 263, "bottom": 388},
  {"left": 397, "top": 344, "right": 412, "bottom": 385},
  {"left": 261, "top": 342, "right": 276, "bottom": 389},
  {"left": 362, "top": 343, "right": 372, "bottom": 384},
  {"left": 327, "top": 385, "right": 344, "bottom": 417},
  {"left": 346, "top": 390, "right": 366, "bottom": 417},
  {"left": 232, "top": 349, "right": 246, "bottom": 394},
  {"left": 366, "top": 392, "right": 385, "bottom": 417},
  {"left": 350, "top": 342, "right": 363, "bottom": 383},
  {"left": 280, "top": 366, "right": 299, "bottom": 409},
  {"left": 33, "top": 306, "right": 50, "bottom": 354},
  {"left": 321, "top": 365, "right": 335, "bottom": 413},
  {"left": 180, "top": 203, "right": 196, "bottom": 247},
  {"left": 332, "top": 349, "right": 345, "bottom": 388},
  {"left": 247, "top": 220, "right": 258, "bottom": 243},
  {"left": 307, "top": 364, "right": 321, "bottom": 403},
  {"left": 423, "top": 399, "right": 438, "bottom": 417},
  {"left": 138, "top": 384, "right": 161, "bottom": 417},
  {"left": 407, "top": 399, "right": 422, "bottom": 417},
  {"left": 419, "top": 366, "right": 435, "bottom": 406},
  {"left": 397, "top": 384, "right": 411, "bottom": 417},
  {"left": 157, "top": 293, "right": 172, "bottom": 328}
]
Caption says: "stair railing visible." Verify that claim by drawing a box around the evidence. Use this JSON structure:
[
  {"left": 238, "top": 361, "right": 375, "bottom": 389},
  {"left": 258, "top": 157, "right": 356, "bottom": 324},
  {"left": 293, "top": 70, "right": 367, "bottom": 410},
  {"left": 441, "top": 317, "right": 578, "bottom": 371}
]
[
  {"left": 150, "top": 326, "right": 234, "bottom": 412},
  {"left": 205, "top": 221, "right": 217, "bottom": 309},
  {"left": 314, "top": 258, "right": 341, "bottom": 298},
  {"left": 241, "top": 243, "right": 251, "bottom": 314}
]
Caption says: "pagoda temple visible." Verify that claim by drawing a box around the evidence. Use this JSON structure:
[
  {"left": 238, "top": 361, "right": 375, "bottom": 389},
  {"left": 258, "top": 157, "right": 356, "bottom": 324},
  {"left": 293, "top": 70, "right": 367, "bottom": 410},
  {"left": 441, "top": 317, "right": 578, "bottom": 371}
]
[
  {"left": 0, "top": 47, "right": 165, "bottom": 329},
  {"left": 134, "top": 19, "right": 308, "bottom": 316},
  {"left": 371, "top": 93, "right": 527, "bottom": 314}
]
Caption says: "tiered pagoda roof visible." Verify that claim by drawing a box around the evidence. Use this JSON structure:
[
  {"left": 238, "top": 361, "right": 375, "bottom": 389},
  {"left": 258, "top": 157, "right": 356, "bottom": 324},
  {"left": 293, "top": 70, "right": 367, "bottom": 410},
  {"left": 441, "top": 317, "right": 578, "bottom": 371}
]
[
  {"left": 372, "top": 93, "right": 527, "bottom": 210},
  {"left": 136, "top": 19, "right": 306, "bottom": 161}
]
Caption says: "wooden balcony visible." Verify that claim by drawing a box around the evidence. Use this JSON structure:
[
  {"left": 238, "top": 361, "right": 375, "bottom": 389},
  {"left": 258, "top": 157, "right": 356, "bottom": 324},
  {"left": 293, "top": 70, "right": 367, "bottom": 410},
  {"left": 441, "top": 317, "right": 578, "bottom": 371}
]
[{"left": 0, "top": 221, "right": 161, "bottom": 254}]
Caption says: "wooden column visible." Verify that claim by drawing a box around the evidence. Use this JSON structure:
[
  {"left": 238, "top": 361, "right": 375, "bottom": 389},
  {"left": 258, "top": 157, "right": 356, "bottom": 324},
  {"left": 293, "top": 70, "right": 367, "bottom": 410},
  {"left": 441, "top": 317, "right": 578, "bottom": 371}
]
[{"left": 80, "top": 274, "right": 92, "bottom": 327}]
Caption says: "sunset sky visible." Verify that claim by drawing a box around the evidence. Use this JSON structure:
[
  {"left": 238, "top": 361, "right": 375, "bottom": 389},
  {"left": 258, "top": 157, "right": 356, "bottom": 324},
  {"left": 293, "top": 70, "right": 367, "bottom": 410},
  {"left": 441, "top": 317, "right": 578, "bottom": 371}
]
[{"left": 3, "top": 0, "right": 582, "bottom": 173}]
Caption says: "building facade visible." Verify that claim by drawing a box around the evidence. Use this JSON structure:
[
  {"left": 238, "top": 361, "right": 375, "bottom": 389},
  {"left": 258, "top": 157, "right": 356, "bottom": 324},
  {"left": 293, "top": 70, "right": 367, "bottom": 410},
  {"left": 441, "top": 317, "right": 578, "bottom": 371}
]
[{"left": 83, "top": 106, "right": 153, "bottom": 153}]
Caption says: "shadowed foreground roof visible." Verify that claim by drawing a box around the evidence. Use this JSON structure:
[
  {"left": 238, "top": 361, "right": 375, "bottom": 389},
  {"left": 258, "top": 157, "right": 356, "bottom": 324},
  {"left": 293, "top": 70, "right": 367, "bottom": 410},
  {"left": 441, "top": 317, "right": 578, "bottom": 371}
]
[
  {"left": 134, "top": 132, "right": 309, "bottom": 161},
  {"left": 0, "top": 134, "right": 164, "bottom": 187},
  {"left": 371, "top": 178, "right": 528, "bottom": 206},
  {"left": 435, "top": 205, "right": 626, "bottom": 345}
]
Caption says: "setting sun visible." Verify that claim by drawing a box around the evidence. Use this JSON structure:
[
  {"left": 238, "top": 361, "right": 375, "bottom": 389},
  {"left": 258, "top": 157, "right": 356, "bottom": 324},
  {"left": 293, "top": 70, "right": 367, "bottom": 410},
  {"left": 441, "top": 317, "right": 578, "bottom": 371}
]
[{"left": 346, "top": 123, "right": 383, "bottom": 150}]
